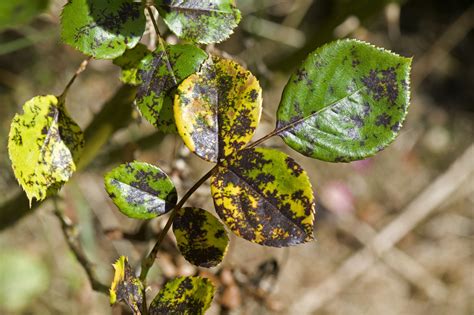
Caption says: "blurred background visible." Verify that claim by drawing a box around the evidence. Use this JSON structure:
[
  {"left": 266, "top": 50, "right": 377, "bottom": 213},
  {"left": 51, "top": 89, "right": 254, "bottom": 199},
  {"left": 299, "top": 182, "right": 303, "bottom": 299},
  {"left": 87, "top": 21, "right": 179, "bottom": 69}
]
[{"left": 0, "top": 0, "right": 473, "bottom": 314}]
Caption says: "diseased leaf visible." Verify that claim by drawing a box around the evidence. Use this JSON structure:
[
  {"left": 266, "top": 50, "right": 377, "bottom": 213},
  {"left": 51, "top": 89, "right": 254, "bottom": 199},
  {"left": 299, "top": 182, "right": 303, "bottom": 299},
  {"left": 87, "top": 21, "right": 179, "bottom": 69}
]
[
  {"left": 113, "top": 43, "right": 150, "bottom": 85},
  {"left": 175, "top": 56, "right": 262, "bottom": 162},
  {"left": 277, "top": 39, "right": 412, "bottom": 162},
  {"left": 110, "top": 256, "right": 144, "bottom": 314},
  {"left": 211, "top": 147, "right": 315, "bottom": 247},
  {"left": 8, "top": 95, "right": 84, "bottom": 205},
  {"left": 104, "top": 161, "right": 177, "bottom": 219},
  {"left": 0, "top": 0, "right": 48, "bottom": 30},
  {"left": 155, "top": 0, "right": 241, "bottom": 44},
  {"left": 61, "top": 0, "right": 146, "bottom": 59},
  {"left": 149, "top": 276, "right": 215, "bottom": 315},
  {"left": 173, "top": 207, "right": 229, "bottom": 268},
  {"left": 136, "top": 43, "right": 207, "bottom": 132}
]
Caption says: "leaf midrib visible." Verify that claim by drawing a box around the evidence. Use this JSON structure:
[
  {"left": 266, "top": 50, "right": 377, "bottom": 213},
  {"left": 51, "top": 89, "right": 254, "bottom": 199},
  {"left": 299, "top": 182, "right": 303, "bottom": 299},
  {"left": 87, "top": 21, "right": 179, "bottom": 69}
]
[
  {"left": 276, "top": 87, "right": 365, "bottom": 135},
  {"left": 223, "top": 165, "right": 308, "bottom": 235}
]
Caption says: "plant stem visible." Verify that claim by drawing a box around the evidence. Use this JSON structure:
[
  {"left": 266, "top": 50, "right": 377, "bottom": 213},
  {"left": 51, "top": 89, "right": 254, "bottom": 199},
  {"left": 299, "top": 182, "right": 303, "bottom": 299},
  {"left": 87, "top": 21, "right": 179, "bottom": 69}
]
[
  {"left": 59, "top": 57, "right": 92, "bottom": 102},
  {"left": 246, "top": 128, "right": 280, "bottom": 149},
  {"left": 52, "top": 197, "right": 109, "bottom": 295},
  {"left": 146, "top": 6, "right": 161, "bottom": 38},
  {"left": 139, "top": 166, "right": 217, "bottom": 282}
]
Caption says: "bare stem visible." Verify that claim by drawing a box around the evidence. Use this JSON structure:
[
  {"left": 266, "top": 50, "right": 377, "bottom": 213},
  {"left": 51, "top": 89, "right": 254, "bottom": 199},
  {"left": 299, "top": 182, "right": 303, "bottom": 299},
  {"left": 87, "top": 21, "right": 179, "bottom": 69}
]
[
  {"left": 59, "top": 57, "right": 92, "bottom": 102},
  {"left": 139, "top": 166, "right": 217, "bottom": 282},
  {"left": 146, "top": 6, "right": 161, "bottom": 38},
  {"left": 52, "top": 197, "right": 109, "bottom": 295},
  {"left": 246, "top": 129, "right": 280, "bottom": 149}
]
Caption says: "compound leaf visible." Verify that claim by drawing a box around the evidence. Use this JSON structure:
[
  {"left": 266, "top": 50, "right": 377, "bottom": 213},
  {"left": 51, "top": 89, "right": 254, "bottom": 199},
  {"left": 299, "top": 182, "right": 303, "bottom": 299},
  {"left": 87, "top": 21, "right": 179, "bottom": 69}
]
[
  {"left": 113, "top": 43, "right": 150, "bottom": 86},
  {"left": 0, "top": 0, "right": 48, "bottom": 30},
  {"left": 175, "top": 56, "right": 262, "bottom": 162},
  {"left": 104, "top": 161, "right": 177, "bottom": 220},
  {"left": 8, "top": 95, "right": 84, "bottom": 206},
  {"left": 173, "top": 207, "right": 229, "bottom": 268},
  {"left": 110, "top": 256, "right": 144, "bottom": 314},
  {"left": 149, "top": 276, "right": 215, "bottom": 315},
  {"left": 61, "top": 0, "right": 146, "bottom": 59},
  {"left": 155, "top": 0, "right": 241, "bottom": 44},
  {"left": 277, "top": 39, "right": 412, "bottom": 162},
  {"left": 211, "top": 147, "right": 315, "bottom": 247},
  {"left": 136, "top": 43, "right": 207, "bottom": 132}
]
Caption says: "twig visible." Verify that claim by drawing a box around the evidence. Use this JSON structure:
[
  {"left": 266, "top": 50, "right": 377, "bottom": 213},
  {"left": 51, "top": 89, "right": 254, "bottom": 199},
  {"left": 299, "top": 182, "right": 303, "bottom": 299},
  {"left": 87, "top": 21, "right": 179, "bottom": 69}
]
[
  {"left": 52, "top": 197, "right": 109, "bottom": 295},
  {"left": 59, "top": 56, "right": 92, "bottom": 102},
  {"left": 291, "top": 143, "right": 474, "bottom": 314},
  {"left": 139, "top": 166, "right": 218, "bottom": 282}
]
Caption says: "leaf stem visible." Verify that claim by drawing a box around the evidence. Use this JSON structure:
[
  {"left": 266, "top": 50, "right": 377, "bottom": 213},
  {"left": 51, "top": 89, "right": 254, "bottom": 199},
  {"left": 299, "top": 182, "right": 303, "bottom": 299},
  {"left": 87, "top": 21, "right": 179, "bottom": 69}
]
[
  {"left": 146, "top": 6, "right": 161, "bottom": 38},
  {"left": 246, "top": 128, "right": 280, "bottom": 149},
  {"left": 59, "top": 57, "right": 92, "bottom": 102},
  {"left": 52, "top": 197, "right": 109, "bottom": 295},
  {"left": 139, "top": 165, "right": 217, "bottom": 282}
]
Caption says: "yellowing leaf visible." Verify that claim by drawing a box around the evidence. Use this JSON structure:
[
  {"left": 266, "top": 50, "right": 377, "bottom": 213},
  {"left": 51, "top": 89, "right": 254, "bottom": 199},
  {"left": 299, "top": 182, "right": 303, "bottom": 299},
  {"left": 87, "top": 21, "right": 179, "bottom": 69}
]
[
  {"left": 211, "top": 147, "right": 315, "bottom": 247},
  {"left": 173, "top": 207, "right": 229, "bottom": 267},
  {"left": 8, "top": 95, "right": 84, "bottom": 205},
  {"left": 110, "top": 256, "right": 144, "bottom": 314},
  {"left": 149, "top": 276, "right": 215, "bottom": 315},
  {"left": 175, "top": 56, "right": 262, "bottom": 162}
]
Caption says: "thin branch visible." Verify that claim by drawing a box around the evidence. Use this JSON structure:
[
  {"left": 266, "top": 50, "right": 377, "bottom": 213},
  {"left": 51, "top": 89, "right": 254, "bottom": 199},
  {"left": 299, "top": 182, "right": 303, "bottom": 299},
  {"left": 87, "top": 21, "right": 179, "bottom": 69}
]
[
  {"left": 146, "top": 6, "right": 161, "bottom": 38},
  {"left": 52, "top": 197, "right": 109, "bottom": 295},
  {"left": 59, "top": 57, "right": 92, "bottom": 102},
  {"left": 139, "top": 166, "right": 217, "bottom": 282}
]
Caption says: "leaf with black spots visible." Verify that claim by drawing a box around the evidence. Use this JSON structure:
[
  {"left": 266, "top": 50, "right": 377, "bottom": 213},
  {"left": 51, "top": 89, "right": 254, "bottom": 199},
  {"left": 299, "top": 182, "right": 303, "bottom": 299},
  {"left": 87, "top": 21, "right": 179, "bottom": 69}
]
[
  {"left": 149, "top": 276, "right": 215, "bottom": 315},
  {"left": 276, "top": 39, "right": 412, "bottom": 162},
  {"left": 136, "top": 42, "right": 207, "bottom": 132},
  {"left": 104, "top": 161, "right": 177, "bottom": 220},
  {"left": 211, "top": 147, "right": 315, "bottom": 247},
  {"left": 8, "top": 95, "right": 84, "bottom": 206},
  {"left": 61, "top": 0, "right": 146, "bottom": 59},
  {"left": 113, "top": 43, "right": 150, "bottom": 86},
  {"left": 155, "top": 0, "right": 241, "bottom": 44},
  {"left": 110, "top": 256, "right": 144, "bottom": 314},
  {"left": 173, "top": 207, "right": 229, "bottom": 267},
  {"left": 0, "top": 0, "right": 48, "bottom": 30},
  {"left": 175, "top": 56, "right": 262, "bottom": 163}
]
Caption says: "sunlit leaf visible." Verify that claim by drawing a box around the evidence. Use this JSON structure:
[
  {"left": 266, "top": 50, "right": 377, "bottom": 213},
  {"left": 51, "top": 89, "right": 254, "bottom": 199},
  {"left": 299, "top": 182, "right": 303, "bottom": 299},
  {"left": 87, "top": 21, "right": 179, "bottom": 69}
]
[
  {"left": 211, "top": 147, "right": 315, "bottom": 247},
  {"left": 136, "top": 43, "right": 207, "bottom": 132},
  {"left": 8, "top": 95, "right": 84, "bottom": 205},
  {"left": 155, "top": 0, "right": 241, "bottom": 44},
  {"left": 173, "top": 207, "right": 229, "bottom": 267},
  {"left": 175, "top": 56, "right": 262, "bottom": 162},
  {"left": 0, "top": 0, "right": 48, "bottom": 30},
  {"left": 104, "top": 161, "right": 177, "bottom": 219},
  {"left": 110, "top": 256, "right": 144, "bottom": 314},
  {"left": 61, "top": 0, "right": 146, "bottom": 59},
  {"left": 149, "top": 276, "right": 215, "bottom": 315},
  {"left": 113, "top": 43, "right": 150, "bottom": 85},
  {"left": 276, "top": 39, "right": 412, "bottom": 162}
]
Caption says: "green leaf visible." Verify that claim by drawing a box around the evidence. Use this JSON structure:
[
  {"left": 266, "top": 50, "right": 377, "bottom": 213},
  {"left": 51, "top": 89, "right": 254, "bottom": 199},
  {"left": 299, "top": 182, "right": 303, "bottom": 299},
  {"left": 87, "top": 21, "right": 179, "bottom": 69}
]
[
  {"left": 60, "top": 0, "right": 146, "bottom": 59},
  {"left": 136, "top": 43, "right": 208, "bottom": 132},
  {"left": 149, "top": 276, "right": 215, "bottom": 315},
  {"left": 211, "top": 147, "right": 315, "bottom": 247},
  {"left": 276, "top": 39, "right": 412, "bottom": 162},
  {"left": 0, "top": 250, "right": 49, "bottom": 312},
  {"left": 173, "top": 207, "right": 229, "bottom": 268},
  {"left": 175, "top": 56, "right": 262, "bottom": 162},
  {"left": 110, "top": 256, "right": 144, "bottom": 314},
  {"left": 113, "top": 43, "right": 150, "bottom": 86},
  {"left": 155, "top": 0, "right": 241, "bottom": 44},
  {"left": 8, "top": 95, "right": 84, "bottom": 205},
  {"left": 0, "top": 0, "right": 49, "bottom": 30},
  {"left": 104, "top": 161, "right": 177, "bottom": 220}
]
